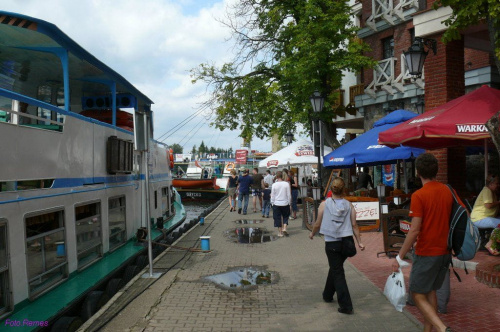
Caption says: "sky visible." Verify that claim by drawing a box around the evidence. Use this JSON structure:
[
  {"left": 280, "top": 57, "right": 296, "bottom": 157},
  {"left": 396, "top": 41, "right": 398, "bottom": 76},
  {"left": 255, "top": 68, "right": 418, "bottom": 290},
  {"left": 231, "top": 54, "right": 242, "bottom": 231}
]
[{"left": 2, "top": 0, "right": 281, "bottom": 153}]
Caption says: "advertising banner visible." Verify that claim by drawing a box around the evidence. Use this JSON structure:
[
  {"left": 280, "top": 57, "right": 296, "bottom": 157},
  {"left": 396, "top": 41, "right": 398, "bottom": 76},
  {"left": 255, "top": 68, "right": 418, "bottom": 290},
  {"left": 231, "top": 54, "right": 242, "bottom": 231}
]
[
  {"left": 383, "top": 164, "right": 395, "bottom": 187},
  {"left": 235, "top": 149, "right": 248, "bottom": 164}
]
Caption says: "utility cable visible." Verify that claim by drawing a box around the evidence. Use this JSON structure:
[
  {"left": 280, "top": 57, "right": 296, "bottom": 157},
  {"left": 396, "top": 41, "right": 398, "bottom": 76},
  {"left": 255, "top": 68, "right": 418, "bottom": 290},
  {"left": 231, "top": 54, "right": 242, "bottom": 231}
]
[
  {"left": 178, "top": 117, "right": 206, "bottom": 147},
  {"left": 156, "top": 109, "right": 204, "bottom": 141}
]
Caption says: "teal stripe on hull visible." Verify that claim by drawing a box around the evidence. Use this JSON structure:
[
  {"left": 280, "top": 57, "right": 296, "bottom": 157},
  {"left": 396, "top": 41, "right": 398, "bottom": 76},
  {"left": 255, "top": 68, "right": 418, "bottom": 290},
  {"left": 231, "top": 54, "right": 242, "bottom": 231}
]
[{"left": 0, "top": 202, "right": 186, "bottom": 331}]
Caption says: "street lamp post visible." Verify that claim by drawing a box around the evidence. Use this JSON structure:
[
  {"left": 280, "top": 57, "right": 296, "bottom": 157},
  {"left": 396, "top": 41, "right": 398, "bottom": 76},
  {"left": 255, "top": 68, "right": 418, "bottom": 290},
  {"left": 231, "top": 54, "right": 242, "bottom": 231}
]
[
  {"left": 309, "top": 90, "right": 325, "bottom": 198},
  {"left": 285, "top": 132, "right": 294, "bottom": 145},
  {"left": 403, "top": 37, "right": 437, "bottom": 78},
  {"left": 416, "top": 98, "right": 425, "bottom": 114}
]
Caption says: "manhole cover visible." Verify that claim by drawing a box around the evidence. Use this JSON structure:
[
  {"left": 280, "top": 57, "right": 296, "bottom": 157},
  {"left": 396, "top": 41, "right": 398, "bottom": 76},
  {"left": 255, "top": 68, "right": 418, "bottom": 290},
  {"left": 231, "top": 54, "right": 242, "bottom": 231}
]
[
  {"left": 205, "top": 267, "right": 277, "bottom": 290},
  {"left": 225, "top": 227, "right": 277, "bottom": 243},
  {"left": 234, "top": 219, "right": 264, "bottom": 224}
]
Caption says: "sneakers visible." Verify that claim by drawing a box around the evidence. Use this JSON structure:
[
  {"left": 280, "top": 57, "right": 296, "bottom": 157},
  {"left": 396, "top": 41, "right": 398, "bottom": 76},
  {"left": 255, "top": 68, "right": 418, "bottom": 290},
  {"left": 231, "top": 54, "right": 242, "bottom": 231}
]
[
  {"left": 238, "top": 208, "right": 242, "bottom": 214},
  {"left": 289, "top": 217, "right": 295, "bottom": 220}
]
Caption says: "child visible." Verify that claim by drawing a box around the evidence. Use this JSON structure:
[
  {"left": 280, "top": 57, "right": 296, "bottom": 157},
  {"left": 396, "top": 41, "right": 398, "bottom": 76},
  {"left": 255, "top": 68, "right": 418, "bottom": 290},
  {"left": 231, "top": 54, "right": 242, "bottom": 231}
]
[{"left": 261, "top": 183, "right": 271, "bottom": 218}]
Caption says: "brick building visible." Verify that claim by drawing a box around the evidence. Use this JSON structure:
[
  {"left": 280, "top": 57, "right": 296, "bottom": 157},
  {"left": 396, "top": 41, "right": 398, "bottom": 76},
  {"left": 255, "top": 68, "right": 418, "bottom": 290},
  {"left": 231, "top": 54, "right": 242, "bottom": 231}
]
[{"left": 334, "top": 0, "right": 499, "bottom": 194}]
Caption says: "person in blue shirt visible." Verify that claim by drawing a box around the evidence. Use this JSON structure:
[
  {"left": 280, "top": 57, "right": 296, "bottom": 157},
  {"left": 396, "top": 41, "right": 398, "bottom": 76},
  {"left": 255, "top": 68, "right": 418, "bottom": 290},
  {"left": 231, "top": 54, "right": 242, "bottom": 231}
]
[
  {"left": 261, "top": 183, "right": 271, "bottom": 218},
  {"left": 237, "top": 168, "right": 253, "bottom": 215}
]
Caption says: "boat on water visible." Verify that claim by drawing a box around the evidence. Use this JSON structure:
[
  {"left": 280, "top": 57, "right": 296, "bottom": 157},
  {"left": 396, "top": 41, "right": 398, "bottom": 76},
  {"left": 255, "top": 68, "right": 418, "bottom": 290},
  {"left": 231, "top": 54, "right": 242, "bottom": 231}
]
[
  {"left": 0, "top": 12, "right": 186, "bottom": 330},
  {"left": 174, "top": 161, "right": 227, "bottom": 199}
]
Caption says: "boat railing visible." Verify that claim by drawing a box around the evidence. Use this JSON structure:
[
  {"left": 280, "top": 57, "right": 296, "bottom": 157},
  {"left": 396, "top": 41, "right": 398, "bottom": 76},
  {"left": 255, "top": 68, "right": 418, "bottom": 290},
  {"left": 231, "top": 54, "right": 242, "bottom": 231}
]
[
  {"left": 0, "top": 90, "right": 67, "bottom": 132},
  {"left": 0, "top": 89, "right": 135, "bottom": 133}
]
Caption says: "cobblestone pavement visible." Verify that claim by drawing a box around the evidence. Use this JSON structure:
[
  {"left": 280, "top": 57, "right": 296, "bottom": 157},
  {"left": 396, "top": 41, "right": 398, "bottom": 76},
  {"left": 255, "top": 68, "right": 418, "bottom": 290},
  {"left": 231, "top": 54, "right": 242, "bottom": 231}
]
[{"left": 102, "top": 203, "right": 421, "bottom": 331}]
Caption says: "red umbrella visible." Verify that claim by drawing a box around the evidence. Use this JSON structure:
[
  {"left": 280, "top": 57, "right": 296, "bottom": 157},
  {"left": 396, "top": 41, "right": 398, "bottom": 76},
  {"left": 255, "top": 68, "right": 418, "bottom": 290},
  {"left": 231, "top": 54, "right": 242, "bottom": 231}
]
[{"left": 378, "top": 85, "right": 500, "bottom": 149}]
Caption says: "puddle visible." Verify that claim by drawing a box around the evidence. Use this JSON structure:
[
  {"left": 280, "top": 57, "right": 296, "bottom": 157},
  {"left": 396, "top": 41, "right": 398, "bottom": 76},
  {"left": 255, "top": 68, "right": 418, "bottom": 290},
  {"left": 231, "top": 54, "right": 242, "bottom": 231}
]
[
  {"left": 234, "top": 219, "right": 264, "bottom": 224},
  {"left": 225, "top": 227, "right": 277, "bottom": 244},
  {"left": 205, "top": 267, "right": 277, "bottom": 290}
]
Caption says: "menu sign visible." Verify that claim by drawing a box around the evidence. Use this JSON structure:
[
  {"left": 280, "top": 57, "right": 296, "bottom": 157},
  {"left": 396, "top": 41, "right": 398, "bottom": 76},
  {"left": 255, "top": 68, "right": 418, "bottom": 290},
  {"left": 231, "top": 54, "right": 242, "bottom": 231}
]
[{"left": 235, "top": 149, "right": 248, "bottom": 164}]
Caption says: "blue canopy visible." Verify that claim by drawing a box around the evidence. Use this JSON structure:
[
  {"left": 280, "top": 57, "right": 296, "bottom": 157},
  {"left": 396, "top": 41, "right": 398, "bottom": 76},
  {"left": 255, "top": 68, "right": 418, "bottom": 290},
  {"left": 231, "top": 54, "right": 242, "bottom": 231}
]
[{"left": 324, "top": 110, "right": 425, "bottom": 168}]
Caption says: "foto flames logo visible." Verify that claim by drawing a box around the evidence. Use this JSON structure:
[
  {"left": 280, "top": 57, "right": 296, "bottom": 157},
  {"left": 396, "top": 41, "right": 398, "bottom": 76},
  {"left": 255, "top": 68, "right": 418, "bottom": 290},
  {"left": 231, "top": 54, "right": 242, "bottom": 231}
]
[{"left": 295, "top": 145, "right": 314, "bottom": 156}]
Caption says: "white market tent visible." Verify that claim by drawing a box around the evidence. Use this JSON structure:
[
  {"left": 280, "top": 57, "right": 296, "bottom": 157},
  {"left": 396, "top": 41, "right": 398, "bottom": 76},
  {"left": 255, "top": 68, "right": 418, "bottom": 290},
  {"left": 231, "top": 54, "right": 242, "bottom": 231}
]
[{"left": 258, "top": 139, "right": 333, "bottom": 168}]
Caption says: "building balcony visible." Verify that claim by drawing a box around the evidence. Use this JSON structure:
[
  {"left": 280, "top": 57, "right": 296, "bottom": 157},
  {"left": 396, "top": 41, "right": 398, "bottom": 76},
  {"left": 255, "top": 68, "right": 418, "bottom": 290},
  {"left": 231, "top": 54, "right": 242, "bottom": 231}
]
[{"left": 364, "top": 55, "right": 424, "bottom": 98}]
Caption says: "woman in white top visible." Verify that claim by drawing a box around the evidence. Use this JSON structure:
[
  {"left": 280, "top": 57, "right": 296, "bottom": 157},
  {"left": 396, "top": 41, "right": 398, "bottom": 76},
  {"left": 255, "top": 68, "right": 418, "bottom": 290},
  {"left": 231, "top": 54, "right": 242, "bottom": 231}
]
[
  {"left": 309, "top": 177, "right": 364, "bottom": 314},
  {"left": 271, "top": 171, "right": 292, "bottom": 237}
]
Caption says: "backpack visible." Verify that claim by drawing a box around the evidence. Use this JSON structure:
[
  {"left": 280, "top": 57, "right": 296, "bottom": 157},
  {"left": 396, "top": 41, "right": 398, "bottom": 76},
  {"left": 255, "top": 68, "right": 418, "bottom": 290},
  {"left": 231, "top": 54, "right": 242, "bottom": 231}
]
[{"left": 446, "top": 185, "right": 481, "bottom": 261}]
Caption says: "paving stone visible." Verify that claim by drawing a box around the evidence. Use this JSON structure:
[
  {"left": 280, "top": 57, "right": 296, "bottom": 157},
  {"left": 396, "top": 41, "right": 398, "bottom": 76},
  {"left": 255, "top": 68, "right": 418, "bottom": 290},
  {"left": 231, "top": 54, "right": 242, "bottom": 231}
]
[{"left": 103, "top": 203, "right": 421, "bottom": 331}]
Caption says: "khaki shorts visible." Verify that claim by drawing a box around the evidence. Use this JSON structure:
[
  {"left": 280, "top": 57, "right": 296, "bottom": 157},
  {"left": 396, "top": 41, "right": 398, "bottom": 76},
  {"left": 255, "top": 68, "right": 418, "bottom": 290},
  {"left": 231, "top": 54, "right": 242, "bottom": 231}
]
[
  {"left": 410, "top": 253, "right": 451, "bottom": 294},
  {"left": 227, "top": 187, "right": 236, "bottom": 197}
]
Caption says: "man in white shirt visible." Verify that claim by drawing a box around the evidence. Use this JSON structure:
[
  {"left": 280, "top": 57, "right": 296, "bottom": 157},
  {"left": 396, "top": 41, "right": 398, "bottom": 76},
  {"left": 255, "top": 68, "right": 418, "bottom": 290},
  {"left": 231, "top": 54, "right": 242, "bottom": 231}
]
[
  {"left": 264, "top": 170, "right": 274, "bottom": 187},
  {"left": 271, "top": 171, "right": 292, "bottom": 237}
]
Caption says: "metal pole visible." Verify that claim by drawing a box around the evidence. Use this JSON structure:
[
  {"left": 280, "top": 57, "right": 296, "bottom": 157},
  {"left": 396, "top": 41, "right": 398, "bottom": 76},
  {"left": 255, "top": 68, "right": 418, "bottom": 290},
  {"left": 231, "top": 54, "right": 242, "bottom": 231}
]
[
  {"left": 144, "top": 115, "right": 154, "bottom": 278},
  {"left": 314, "top": 119, "right": 322, "bottom": 195}
]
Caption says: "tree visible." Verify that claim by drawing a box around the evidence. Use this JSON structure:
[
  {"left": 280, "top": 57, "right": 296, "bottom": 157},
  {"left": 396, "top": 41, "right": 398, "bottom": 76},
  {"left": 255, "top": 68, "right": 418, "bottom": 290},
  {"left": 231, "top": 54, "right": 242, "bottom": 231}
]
[
  {"left": 191, "top": 145, "right": 197, "bottom": 155},
  {"left": 191, "top": 0, "right": 374, "bottom": 148},
  {"left": 199, "top": 141, "right": 206, "bottom": 155},
  {"left": 170, "top": 143, "right": 183, "bottom": 154},
  {"left": 434, "top": 0, "right": 500, "bottom": 73}
]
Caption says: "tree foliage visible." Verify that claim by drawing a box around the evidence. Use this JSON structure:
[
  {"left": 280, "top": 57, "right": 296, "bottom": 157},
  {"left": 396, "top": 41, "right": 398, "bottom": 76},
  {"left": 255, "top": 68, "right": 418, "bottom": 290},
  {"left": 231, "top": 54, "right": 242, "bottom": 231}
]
[
  {"left": 434, "top": 0, "right": 500, "bottom": 72},
  {"left": 170, "top": 143, "right": 183, "bottom": 154},
  {"left": 191, "top": 0, "right": 374, "bottom": 145}
]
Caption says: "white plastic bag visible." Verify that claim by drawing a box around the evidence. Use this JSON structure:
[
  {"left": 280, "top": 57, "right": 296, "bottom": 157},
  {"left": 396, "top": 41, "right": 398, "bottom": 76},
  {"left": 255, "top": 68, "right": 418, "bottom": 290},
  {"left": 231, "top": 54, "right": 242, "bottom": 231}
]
[{"left": 383, "top": 269, "right": 406, "bottom": 312}]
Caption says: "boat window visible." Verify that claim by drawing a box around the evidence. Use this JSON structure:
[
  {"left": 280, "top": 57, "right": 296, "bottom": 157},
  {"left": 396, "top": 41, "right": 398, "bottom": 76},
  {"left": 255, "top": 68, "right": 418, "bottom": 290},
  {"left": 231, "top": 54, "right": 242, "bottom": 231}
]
[
  {"left": 161, "top": 187, "right": 170, "bottom": 217},
  {"left": 0, "top": 221, "right": 10, "bottom": 316},
  {"left": 1, "top": 180, "right": 54, "bottom": 192},
  {"left": 25, "top": 210, "right": 67, "bottom": 299},
  {"left": 109, "top": 196, "right": 126, "bottom": 251},
  {"left": 75, "top": 202, "right": 102, "bottom": 269},
  {"left": 154, "top": 190, "right": 158, "bottom": 209}
]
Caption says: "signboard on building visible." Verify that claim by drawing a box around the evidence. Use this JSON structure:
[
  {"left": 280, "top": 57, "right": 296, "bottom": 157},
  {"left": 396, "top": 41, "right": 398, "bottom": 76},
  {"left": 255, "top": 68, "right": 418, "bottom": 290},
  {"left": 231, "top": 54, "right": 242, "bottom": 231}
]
[{"left": 235, "top": 149, "right": 248, "bottom": 164}]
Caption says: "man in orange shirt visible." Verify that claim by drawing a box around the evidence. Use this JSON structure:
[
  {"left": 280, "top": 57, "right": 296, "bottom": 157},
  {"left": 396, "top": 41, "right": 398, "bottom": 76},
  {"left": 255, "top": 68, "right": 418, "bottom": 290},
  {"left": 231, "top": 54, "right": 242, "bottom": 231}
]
[{"left": 392, "top": 153, "right": 456, "bottom": 332}]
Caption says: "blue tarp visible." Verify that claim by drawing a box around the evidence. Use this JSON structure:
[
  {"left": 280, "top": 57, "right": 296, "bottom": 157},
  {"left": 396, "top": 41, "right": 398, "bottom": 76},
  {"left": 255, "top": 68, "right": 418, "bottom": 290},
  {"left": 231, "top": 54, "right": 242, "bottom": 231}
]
[{"left": 324, "top": 110, "right": 425, "bottom": 168}]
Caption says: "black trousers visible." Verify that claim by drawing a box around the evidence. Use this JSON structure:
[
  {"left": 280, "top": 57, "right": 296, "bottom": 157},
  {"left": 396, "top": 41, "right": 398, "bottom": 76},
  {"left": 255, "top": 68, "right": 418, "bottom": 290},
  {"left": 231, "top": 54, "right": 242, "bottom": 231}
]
[{"left": 323, "top": 241, "right": 353, "bottom": 310}]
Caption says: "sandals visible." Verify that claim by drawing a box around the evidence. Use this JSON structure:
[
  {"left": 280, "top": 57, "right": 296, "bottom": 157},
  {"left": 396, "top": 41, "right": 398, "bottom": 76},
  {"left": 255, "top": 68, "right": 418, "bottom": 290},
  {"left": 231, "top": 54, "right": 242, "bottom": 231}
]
[{"left": 486, "top": 246, "right": 500, "bottom": 256}]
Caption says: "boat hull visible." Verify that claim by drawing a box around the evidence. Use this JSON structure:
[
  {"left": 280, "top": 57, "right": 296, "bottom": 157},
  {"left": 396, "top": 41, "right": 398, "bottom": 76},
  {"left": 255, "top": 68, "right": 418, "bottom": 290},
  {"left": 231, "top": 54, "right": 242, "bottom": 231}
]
[
  {"left": 173, "top": 178, "right": 217, "bottom": 189},
  {"left": 177, "top": 188, "right": 226, "bottom": 200}
]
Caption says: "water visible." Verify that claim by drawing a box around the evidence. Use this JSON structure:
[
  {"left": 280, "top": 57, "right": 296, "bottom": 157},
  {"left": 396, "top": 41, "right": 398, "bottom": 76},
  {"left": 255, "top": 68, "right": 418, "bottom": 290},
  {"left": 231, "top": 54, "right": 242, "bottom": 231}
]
[
  {"left": 205, "top": 267, "right": 276, "bottom": 290},
  {"left": 234, "top": 219, "right": 264, "bottom": 224},
  {"left": 183, "top": 199, "right": 217, "bottom": 221},
  {"left": 224, "top": 227, "right": 277, "bottom": 244}
]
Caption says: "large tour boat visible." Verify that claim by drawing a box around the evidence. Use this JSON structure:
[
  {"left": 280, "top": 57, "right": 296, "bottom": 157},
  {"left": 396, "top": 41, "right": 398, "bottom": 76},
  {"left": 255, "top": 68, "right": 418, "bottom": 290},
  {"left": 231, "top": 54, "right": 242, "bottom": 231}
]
[{"left": 0, "top": 12, "right": 186, "bottom": 331}]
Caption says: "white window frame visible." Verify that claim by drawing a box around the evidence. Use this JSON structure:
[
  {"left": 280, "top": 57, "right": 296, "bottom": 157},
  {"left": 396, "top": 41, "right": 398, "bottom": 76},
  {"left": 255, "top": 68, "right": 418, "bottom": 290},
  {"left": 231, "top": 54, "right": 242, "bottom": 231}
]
[
  {"left": 75, "top": 201, "right": 103, "bottom": 270},
  {"left": 0, "top": 220, "right": 11, "bottom": 318},
  {"left": 108, "top": 196, "right": 127, "bottom": 252}
]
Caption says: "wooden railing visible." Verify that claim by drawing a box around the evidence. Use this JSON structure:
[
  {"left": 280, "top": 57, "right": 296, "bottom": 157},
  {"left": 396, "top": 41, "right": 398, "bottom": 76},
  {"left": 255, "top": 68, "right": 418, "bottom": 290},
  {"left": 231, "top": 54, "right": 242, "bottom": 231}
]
[
  {"left": 366, "top": 0, "right": 419, "bottom": 30},
  {"left": 331, "top": 89, "right": 345, "bottom": 108},
  {"left": 349, "top": 84, "right": 365, "bottom": 105}
]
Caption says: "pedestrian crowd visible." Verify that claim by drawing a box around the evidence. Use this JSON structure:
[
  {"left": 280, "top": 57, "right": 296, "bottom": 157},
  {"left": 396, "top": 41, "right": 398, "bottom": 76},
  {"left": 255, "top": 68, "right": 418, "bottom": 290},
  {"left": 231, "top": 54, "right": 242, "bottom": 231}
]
[{"left": 226, "top": 167, "right": 306, "bottom": 237}]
